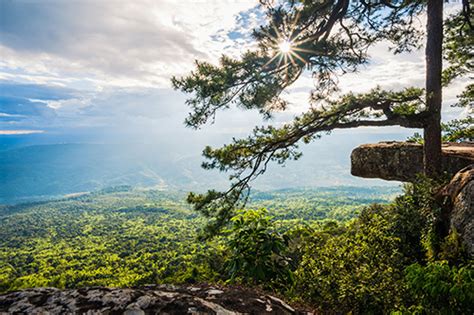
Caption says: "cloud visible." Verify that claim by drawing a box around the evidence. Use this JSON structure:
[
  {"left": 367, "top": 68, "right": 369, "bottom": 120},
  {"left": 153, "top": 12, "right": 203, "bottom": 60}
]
[
  {"left": 0, "top": 82, "right": 79, "bottom": 128},
  {"left": 0, "top": 0, "right": 258, "bottom": 88},
  {"left": 0, "top": 0, "right": 264, "bottom": 135},
  {"left": 0, "top": 1, "right": 468, "bottom": 146},
  {"left": 0, "top": 79, "right": 266, "bottom": 140},
  {"left": 0, "top": 129, "right": 45, "bottom": 135},
  {"left": 0, "top": 113, "right": 25, "bottom": 118}
]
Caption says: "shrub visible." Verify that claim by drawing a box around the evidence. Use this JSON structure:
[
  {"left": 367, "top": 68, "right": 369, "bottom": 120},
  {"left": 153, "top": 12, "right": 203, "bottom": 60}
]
[
  {"left": 224, "top": 209, "right": 293, "bottom": 288},
  {"left": 295, "top": 205, "right": 405, "bottom": 313},
  {"left": 404, "top": 261, "right": 474, "bottom": 314}
]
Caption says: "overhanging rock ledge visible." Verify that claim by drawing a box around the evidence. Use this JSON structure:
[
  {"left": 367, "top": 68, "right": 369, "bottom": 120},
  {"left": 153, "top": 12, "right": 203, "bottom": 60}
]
[{"left": 351, "top": 141, "right": 474, "bottom": 182}]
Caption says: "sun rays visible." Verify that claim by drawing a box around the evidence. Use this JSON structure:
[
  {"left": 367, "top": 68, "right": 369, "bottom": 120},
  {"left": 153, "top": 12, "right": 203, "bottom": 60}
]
[
  {"left": 278, "top": 39, "right": 293, "bottom": 54},
  {"left": 261, "top": 13, "right": 317, "bottom": 83},
  {"left": 263, "top": 35, "right": 311, "bottom": 84}
]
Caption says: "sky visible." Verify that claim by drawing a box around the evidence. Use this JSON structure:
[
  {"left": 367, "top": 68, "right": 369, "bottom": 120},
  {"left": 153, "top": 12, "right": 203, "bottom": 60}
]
[{"left": 0, "top": 1, "right": 469, "bottom": 153}]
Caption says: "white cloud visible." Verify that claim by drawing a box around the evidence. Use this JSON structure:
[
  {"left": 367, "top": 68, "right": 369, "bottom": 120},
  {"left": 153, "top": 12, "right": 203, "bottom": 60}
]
[
  {"left": 0, "top": 112, "right": 25, "bottom": 118},
  {"left": 0, "top": 1, "right": 468, "bottom": 139},
  {"left": 0, "top": 0, "right": 258, "bottom": 89},
  {"left": 0, "top": 129, "right": 45, "bottom": 135}
]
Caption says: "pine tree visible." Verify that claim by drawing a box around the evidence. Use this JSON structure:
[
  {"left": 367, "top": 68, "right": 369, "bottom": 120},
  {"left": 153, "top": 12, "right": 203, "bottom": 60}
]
[{"left": 172, "top": 0, "right": 472, "bottom": 235}]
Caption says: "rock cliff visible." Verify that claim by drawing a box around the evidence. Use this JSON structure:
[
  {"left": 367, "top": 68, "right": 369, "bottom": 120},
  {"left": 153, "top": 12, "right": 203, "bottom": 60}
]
[
  {"left": 351, "top": 142, "right": 474, "bottom": 182},
  {"left": 0, "top": 285, "right": 311, "bottom": 315},
  {"left": 351, "top": 142, "right": 473, "bottom": 258},
  {"left": 437, "top": 165, "right": 474, "bottom": 257}
]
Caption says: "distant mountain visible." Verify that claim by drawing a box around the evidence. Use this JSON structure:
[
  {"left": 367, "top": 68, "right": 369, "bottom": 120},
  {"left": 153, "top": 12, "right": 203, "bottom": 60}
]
[
  {"left": 0, "top": 143, "right": 207, "bottom": 203},
  {"left": 0, "top": 142, "right": 399, "bottom": 204}
]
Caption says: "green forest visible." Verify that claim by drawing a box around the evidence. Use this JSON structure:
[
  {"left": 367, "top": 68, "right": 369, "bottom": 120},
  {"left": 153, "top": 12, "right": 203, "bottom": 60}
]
[
  {"left": 0, "top": 0, "right": 473, "bottom": 313},
  {"left": 1, "top": 184, "right": 472, "bottom": 313}
]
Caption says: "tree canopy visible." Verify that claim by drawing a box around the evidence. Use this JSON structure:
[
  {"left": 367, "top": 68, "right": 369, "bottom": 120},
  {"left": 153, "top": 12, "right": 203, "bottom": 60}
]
[{"left": 172, "top": 0, "right": 473, "bottom": 236}]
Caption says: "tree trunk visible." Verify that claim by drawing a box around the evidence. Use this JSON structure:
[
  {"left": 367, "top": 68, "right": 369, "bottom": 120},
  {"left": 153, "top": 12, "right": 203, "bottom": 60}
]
[{"left": 424, "top": 0, "right": 443, "bottom": 177}]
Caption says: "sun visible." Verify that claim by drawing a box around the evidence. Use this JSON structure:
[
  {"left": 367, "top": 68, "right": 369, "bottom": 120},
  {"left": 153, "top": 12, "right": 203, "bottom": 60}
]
[{"left": 278, "top": 40, "right": 293, "bottom": 54}]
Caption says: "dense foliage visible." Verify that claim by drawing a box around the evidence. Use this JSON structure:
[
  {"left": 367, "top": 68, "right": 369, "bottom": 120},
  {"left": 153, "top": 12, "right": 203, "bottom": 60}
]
[
  {"left": 0, "top": 186, "right": 393, "bottom": 292},
  {"left": 404, "top": 262, "right": 474, "bottom": 314},
  {"left": 1, "top": 183, "right": 472, "bottom": 313},
  {"left": 224, "top": 209, "right": 292, "bottom": 286}
]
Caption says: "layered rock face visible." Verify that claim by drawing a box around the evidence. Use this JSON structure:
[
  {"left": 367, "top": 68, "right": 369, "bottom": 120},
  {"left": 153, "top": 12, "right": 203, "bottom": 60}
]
[
  {"left": 437, "top": 165, "right": 474, "bottom": 257},
  {"left": 351, "top": 142, "right": 474, "bottom": 182},
  {"left": 351, "top": 142, "right": 473, "bottom": 258},
  {"left": 0, "top": 285, "right": 310, "bottom": 315}
]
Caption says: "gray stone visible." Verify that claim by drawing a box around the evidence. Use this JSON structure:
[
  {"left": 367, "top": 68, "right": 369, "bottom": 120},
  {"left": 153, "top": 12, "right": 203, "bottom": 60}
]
[
  {"left": 124, "top": 307, "right": 145, "bottom": 315},
  {"left": 438, "top": 165, "right": 474, "bottom": 257},
  {"left": 268, "top": 295, "right": 295, "bottom": 313},
  {"left": 351, "top": 141, "right": 474, "bottom": 182},
  {"left": 135, "top": 295, "right": 153, "bottom": 309},
  {"left": 0, "top": 286, "right": 312, "bottom": 314}
]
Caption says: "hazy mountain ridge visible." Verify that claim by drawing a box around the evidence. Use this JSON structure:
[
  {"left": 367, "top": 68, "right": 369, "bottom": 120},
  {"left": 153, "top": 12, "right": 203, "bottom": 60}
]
[{"left": 0, "top": 143, "right": 399, "bottom": 204}]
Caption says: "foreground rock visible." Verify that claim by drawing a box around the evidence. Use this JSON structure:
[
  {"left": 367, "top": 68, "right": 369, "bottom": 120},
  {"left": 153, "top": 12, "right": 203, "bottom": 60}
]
[
  {"left": 437, "top": 165, "right": 474, "bottom": 257},
  {"left": 351, "top": 142, "right": 474, "bottom": 182},
  {"left": 0, "top": 285, "right": 312, "bottom": 315}
]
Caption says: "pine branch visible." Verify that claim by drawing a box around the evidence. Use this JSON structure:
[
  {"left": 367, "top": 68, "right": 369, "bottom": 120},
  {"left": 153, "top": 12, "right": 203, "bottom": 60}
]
[{"left": 188, "top": 87, "right": 426, "bottom": 237}]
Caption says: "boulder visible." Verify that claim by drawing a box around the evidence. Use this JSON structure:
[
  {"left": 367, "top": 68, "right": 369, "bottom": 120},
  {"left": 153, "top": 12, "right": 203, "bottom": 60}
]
[
  {"left": 437, "top": 165, "right": 474, "bottom": 257},
  {"left": 0, "top": 285, "right": 312, "bottom": 315},
  {"left": 351, "top": 142, "right": 474, "bottom": 182}
]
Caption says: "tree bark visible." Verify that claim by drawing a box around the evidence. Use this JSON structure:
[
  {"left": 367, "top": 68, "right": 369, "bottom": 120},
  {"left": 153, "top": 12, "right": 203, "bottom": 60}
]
[{"left": 424, "top": 0, "right": 443, "bottom": 177}]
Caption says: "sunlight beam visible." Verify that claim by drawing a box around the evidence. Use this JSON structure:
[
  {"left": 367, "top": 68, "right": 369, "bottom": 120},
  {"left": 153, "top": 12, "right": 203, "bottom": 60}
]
[{"left": 278, "top": 40, "right": 293, "bottom": 54}]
